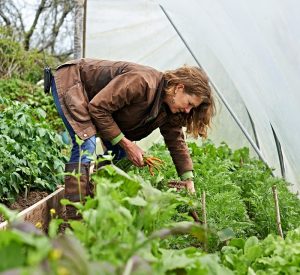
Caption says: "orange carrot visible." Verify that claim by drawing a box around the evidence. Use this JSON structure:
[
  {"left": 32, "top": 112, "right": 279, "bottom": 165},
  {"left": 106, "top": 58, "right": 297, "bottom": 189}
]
[{"left": 143, "top": 155, "right": 164, "bottom": 176}]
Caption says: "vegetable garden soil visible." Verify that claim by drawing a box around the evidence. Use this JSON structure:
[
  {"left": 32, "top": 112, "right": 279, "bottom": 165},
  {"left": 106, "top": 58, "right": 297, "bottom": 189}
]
[{"left": 0, "top": 190, "right": 49, "bottom": 223}]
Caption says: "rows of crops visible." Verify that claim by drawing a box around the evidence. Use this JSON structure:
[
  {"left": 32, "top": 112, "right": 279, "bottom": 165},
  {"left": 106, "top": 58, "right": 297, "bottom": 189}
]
[
  {"left": 1, "top": 21, "right": 299, "bottom": 275},
  {"left": 1, "top": 138, "right": 300, "bottom": 273},
  {"left": 0, "top": 96, "right": 66, "bottom": 204}
]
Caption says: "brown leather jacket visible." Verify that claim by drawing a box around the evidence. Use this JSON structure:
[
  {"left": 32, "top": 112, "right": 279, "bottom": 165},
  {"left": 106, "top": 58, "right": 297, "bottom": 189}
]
[{"left": 54, "top": 58, "right": 193, "bottom": 176}]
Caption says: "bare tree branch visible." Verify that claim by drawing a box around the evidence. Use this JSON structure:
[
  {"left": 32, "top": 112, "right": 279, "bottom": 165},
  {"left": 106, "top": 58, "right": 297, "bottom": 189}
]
[
  {"left": 1, "top": 0, "right": 75, "bottom": 58},
  {"left": 12, "top": 2, "right": 26, "bottom": 34},
  {"left": 51, "top": 1, "right": 59, "bottom": 53},
  {"left": 24, "top": 0, "right": 47, "bottom": 50},
  {"left": 0, "top": 10, "right": 11, "bottom": 26},
  {"left": 38, "top": 1, "right": 73, "bottom": 53}
]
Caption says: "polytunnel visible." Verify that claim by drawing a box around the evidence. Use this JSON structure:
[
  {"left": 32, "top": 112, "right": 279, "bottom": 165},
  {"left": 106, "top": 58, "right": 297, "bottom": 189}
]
[{"left": 84, "top": 0, "right": 300, "bottom": 194}]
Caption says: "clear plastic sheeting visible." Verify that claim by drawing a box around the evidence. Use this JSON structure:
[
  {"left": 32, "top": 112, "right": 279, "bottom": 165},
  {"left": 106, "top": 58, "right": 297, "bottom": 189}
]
[
  {"left": 157, "top": 0, "right": 300, "bottom": 192},
  {"left": 86, "top": 0, "right": 195, "bottom": 67},
  {"left": 86, "top": 0, "right": 300, "bottom": 193}
]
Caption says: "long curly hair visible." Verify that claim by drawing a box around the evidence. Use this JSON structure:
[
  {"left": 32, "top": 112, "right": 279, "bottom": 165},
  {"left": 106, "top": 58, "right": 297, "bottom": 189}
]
[{"left": 163, "top": 65, "right": 216, "bottom": 139}]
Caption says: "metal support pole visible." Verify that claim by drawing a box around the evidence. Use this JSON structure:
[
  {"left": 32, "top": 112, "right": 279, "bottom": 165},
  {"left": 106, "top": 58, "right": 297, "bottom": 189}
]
[
  {"left": 83, "top": 0, "right": 87, "bottom": 58},
  {"left": 159, "top": 5, "right": 270, "bottom": 167}
]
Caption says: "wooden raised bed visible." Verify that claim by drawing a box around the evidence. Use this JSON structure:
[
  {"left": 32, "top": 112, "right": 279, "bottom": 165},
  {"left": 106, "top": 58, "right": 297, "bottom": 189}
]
[{"left": 0, "top": 187, "right": 65, "bottom": 231}]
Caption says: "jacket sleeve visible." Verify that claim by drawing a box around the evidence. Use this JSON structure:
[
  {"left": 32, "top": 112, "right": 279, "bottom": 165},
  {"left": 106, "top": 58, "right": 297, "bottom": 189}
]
[
  {"left": 88, "top": 72, "right": 147, "bottom": 141},
  {"left": 159, "top": 122, "right": 193, "bottom": 177}
]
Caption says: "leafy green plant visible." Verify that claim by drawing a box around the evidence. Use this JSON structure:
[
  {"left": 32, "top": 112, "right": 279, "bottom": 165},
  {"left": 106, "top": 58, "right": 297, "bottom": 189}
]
[
  {"left": 0, "top": 78, "right": 64, "bottom": 132},
  {"left": 0, "top": 167, "right": 232, "bottom": 274},
  {"left": 0, "top": 203, "right": 99, "bottom": 274},
  {"left": 59, "top": 164, "right": 231, "bottom": 274},
  {"left": 0, "top": 153, "right": 299, "bottom": 274},
  {"left": 221, "top": 227, "right": 300, "bottom": 274},
  {"left": 127, "top": 141, "right": 300, "bottom": 252},
  {"left": 189, "top": 141, "right": 300, "bottom": 241},
  {"left": 0, "top": 26, "right": 59, "bottom": 83},
  {"left": 230, "top": 162, "right": 300, "bottom": 238},
  {"left": 0, "top": 97, "right": 67, "bottom": 203}
]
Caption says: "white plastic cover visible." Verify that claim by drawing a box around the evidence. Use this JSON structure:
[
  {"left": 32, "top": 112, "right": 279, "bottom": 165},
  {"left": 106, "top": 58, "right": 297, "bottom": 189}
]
[{"left": 86, "top": 0, "right": 300, "bottom": 193}]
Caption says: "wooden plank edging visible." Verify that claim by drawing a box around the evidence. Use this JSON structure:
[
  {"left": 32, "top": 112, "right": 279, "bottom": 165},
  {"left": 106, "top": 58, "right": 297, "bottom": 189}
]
[{"left": 0, "top": 187, "right": 65, "bottom": 231}]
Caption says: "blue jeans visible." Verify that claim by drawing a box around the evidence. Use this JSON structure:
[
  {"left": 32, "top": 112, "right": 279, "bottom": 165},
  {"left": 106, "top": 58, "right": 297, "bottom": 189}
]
[{"left": 51, "top": 77, "right": 125, "bottom": 163}]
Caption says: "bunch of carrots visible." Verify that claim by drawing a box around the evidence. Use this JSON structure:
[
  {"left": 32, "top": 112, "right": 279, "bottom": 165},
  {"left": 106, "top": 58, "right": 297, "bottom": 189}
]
[{"left": 143, "top": 155, "right": 164, "bottom": 176}]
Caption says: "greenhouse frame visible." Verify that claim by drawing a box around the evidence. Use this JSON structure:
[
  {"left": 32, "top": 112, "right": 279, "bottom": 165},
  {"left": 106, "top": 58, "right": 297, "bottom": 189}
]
[{"left": 85, "top": 0, "right": 300, "bottom": 193}]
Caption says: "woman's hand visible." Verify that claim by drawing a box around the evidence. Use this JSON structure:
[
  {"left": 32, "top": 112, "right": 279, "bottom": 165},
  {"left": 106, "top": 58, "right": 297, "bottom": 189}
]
[
  {"left": 119, "top": 137, "right": 144, "bottom": 167},
  {"left": 184, "top": 180, "right": 196, "bottom": 194},
  {"left": 168, "top": 179, "right": 196, "bottom": 194}
]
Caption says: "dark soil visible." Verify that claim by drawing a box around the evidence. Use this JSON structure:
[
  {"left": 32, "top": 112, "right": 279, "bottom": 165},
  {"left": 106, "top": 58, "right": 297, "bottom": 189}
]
[{"left": 0, "top": 190, "right": 49, "bottom": 223}]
